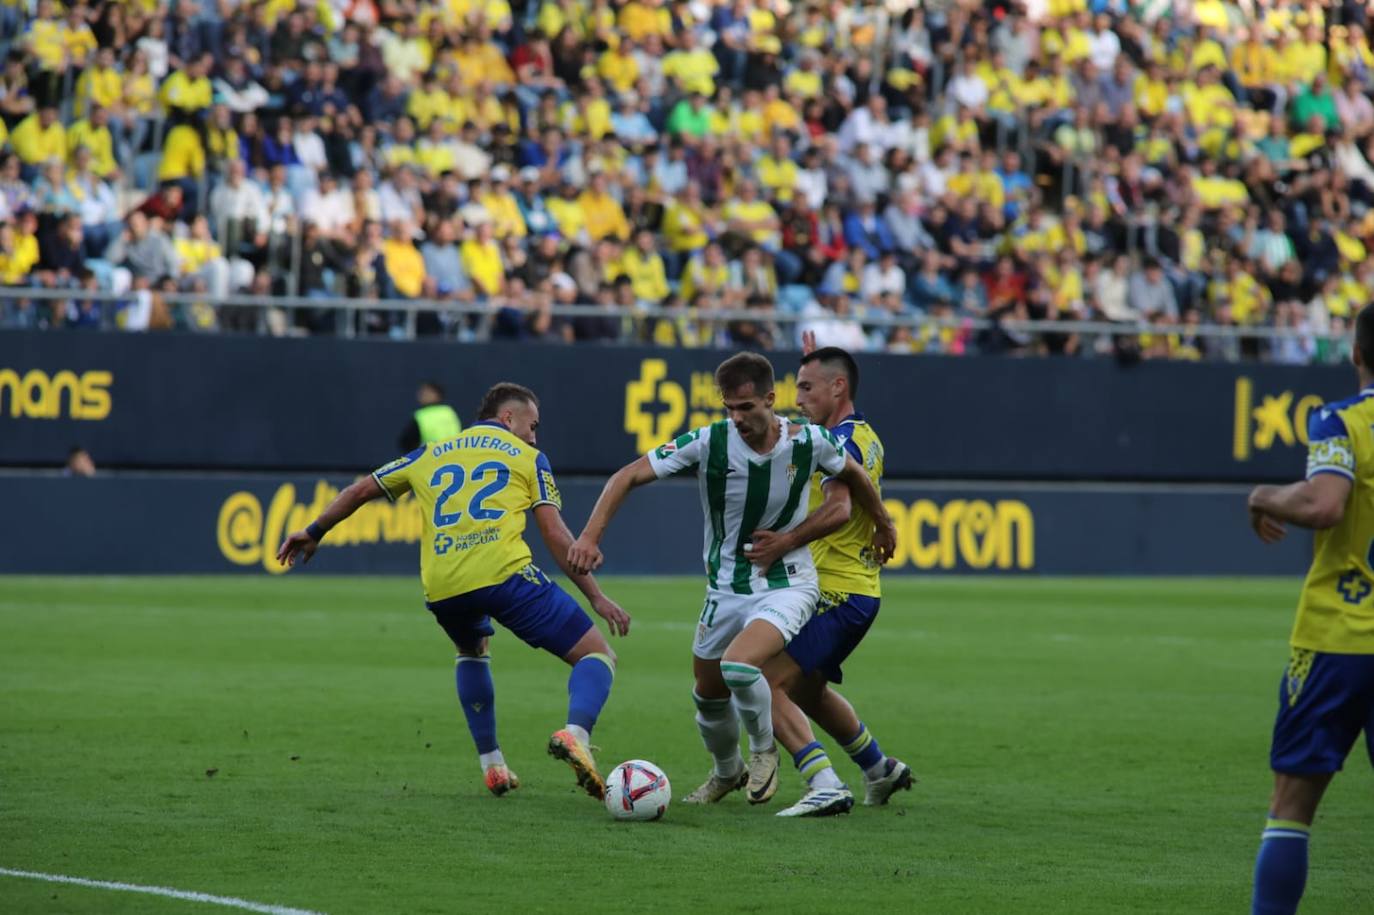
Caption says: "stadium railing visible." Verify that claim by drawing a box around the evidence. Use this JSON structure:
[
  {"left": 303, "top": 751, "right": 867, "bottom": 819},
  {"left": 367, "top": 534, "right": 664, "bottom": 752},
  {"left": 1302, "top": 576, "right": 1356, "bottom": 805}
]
[{"left": 0, "top": 285, "right": 1346, "bottom": 355}]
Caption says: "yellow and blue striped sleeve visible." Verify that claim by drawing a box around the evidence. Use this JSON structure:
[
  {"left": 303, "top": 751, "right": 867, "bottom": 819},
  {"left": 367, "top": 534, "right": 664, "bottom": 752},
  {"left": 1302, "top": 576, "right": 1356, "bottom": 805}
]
[
  {"left": 1306, "top": 407, "right": 1355, "bottom": 481},
  {"left": 371, "top": 447, "right": 425, "bottom": 502},
  {"left": 532, "top": 451, "right": 562, "bottom": 509}
]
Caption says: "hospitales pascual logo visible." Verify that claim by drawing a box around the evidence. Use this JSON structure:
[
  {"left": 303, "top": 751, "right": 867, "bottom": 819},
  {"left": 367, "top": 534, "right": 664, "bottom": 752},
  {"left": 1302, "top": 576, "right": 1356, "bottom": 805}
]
[
  {"left": 217, "top": 481, "right": 422, "bottom": 574},
  {"left": 0, "top": 368, "right": 112, "bottom": 420},
  {"left": 624, "top": 358, "right": 800, "bottom": 453},
  {"left": 883, "top": 498, "right": 1035, "bottom": 571},
  {"left": 1232, "top": 377, "right": 1326, "bottom": 461}
]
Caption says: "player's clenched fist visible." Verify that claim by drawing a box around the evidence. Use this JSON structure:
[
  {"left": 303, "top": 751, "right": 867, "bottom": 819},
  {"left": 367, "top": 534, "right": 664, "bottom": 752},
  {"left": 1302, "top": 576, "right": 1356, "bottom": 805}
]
[
  {"left": 870, "top": 516, "right": 898, "bottom": 564},
  {"left": 567, "top": 536, "right": 604, "bottom": 575}
]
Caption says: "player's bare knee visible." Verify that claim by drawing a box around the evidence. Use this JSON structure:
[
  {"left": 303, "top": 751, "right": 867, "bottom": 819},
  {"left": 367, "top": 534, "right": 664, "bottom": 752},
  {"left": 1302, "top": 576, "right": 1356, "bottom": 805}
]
[
  {"left": 693, "top": 656, "right": 729, "bottom": 699},
  {"left": 456, "top": 637, "right": 489, "bottom": 657}
]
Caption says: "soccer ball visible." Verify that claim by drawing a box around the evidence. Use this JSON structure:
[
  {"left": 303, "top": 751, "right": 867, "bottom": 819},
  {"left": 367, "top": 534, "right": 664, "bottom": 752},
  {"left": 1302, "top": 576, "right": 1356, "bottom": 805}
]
[{"left": 604, "top": 760, "right": 671, "bottom": 821}]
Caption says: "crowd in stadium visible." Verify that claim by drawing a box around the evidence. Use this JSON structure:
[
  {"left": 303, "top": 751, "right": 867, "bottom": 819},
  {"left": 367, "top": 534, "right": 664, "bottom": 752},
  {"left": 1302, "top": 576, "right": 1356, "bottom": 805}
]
[{"left": 0, "top": 0, "right": 1371, "bottom": 361}]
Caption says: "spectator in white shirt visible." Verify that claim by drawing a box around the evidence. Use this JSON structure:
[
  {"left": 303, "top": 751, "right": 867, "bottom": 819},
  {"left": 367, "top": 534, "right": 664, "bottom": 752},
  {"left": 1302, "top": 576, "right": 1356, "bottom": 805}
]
[
  {"left": 1089, "top": 13, "right": 1122, "bottom": 72},
  {"left": 300, "top": 173, "right": 355, "bottom": 239},
  {"left": 861, "top": 250, "right": 907, "bottom": 310},
  {"left": 264, "top": 164, "right": 298, "bottom": 237},
  {"left": 836, "top": 96, "right": 898, "bottom": 154},
  {"left": 800, "top": 286, "right": 869, "bottom": 351},
  {"left": 947, "top": 59, "right": 989, "bottom": 112},
  {"left": 378, "top": 166, "right": 425, "bottom": 236},
  {"left": 292, "top": 116, "right": 330, "bottom": 177}
]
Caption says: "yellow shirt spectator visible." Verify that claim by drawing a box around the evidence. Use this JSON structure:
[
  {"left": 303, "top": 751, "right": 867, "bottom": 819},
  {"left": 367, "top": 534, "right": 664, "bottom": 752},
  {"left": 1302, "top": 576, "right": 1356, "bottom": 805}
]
[
  {"left": 1190, "top": 39, "right": 1228, "bottom": 74},
  {"left": 10, "top": 113, "right": 66, "bottom": 165},
  {"left": 1294, "top": 39, "right": 1327, "bottom": 84},
  {"left": 579, "top": 189, "right": 630, "bottom": 241},
  {"left": 383, "top": 239, "right": 427, "bottom": 298},
  {"left": 598, "top": 48, "right": 639, "bottom": 94},
  {"left": 547, "top": 196, "right": 588, "bottom": 242},
  {"left": 662, "top": 200, "right": 708, "bottom": 253},
  {"left": 974, "top": 171, "right": 1006, "bottom": 210},
  {"left": 125, "top": 72, "right": 156, "bottom": 116},
  {"left": 175, "top": 237, "right": 222, "bottom": 275},
  {"left": 784, "top": 69, "right": 822, "bottom": 100},
  {"left": 468, "top": 95, "right": 507, "bottom": 131},
  {"left": 619, "top": 247, "right": 669, "bottom": 302},
  {"left": 415, "top": 139, "right": 456, "bottom": 176},
  {"left": 157, "top": 124, "right": 206, "bottom": 181},
  {"left": 763, "top": 97, "right": 800, "bottom": 134},
  {"left": 1191, "top": 174, "right": 1249, "bottom": 209},
  {"left": 537, "top": 0, "right": 580, "bottom": 39},
  {"left": 567, "top": 98, "right": 613, "bottom": 140},
  {"left": 723, "top": 199, "right": 777, "bottom": 245},
  {"left": 1232, "top": 42, "right": 1275, "bottom": 87},
  {"left": 26, "top": 18, "right": 65, "bottom": 71},
  {"left": 757, "top": 155, "right": 798, "bottom": 203},
  {"left": 75, "top": 66, "right": 122, "bottom": 119},
  {"left": 461, "top": 236, "right": 504, "bottom": 295},
  {"left": 160, "top": 71, "right": 213, "bottom": 116},
  {"left": 481, "top": 191, "right": 527, "bottom": 239},
  {"left": 679, "top": 258, "right": 728, "bottom": 302},
  {"left": 67, "top": 119, "right": 118, "bottom": 177},
  {"left": 1045, "top": 223, "right": 1086, "bottom": 256},
  {"left": 409, "top": 87, "right": 451, "bottom": 129},
  {"left": 383, "top": 143, "right": 418, "bottom": 171},
  {"left": 618, "top": 1, "right": 670, "bottom": 42},
  {"left": 663, "top": 48, "right": 719, "bottom": 97},
  {"left": 1193, "top": 0, "right": 1230, "bottom": 30},
  {"left": 0, "top": 232, "right": 40, "bottom": 284},
  {"left": 62, "top": 20, "right": 97, "bottom": 67},
  {"left": 1229, "top": 271, "right": 1269, "bottom": 324}
]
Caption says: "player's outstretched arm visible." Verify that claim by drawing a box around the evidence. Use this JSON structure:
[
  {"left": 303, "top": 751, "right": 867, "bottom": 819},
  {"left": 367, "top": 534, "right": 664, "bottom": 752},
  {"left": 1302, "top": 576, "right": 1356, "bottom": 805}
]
[
  {"left": 746, "top": 481, "right": 852, "bottom": 569},
  {"left": 568, "top": 455, "right": 658, "bottom": 575},
  {"left": 833, "top": 455, "right": 898, "bottom": 562},
  {"left": 533, "top": 504, "right": 631, "bottom": 636},
  {"left": 1248, "top": 474, "right": 1352, "bottom": 538},
  {"left": 277, "top": 476, "right": 386, "bottom": 568}
]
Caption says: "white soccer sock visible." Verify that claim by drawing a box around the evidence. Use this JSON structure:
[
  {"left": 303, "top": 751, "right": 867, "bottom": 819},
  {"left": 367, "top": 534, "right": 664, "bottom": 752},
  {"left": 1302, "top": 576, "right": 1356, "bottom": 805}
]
[
  {"left": 719, "top": 662, "right": 773, "bottom": 753},
  {"left": 692, "top": 691, "right": 743, "bottom": 778},
  {"left": 478, "top": 750, "right": 506, "bottom": 771},
  {"left": 564, "top": 724, "right": 591, "bottom": 749},
  {"left": 811, "top": 767, "right": 844, "bottom": 790}
]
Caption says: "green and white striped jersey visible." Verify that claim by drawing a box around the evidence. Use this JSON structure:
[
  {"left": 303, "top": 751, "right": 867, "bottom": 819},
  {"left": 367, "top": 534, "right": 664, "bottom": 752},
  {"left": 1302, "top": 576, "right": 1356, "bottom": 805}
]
[{"left": 647, "top": 416, "right": 848, "bottom": 594}]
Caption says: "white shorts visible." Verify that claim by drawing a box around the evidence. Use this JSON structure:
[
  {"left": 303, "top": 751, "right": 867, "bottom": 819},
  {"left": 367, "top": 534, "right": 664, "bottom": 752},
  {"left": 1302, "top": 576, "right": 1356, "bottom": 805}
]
[{"left": 692, "top": 584, "right": 820, "bottom": 660}]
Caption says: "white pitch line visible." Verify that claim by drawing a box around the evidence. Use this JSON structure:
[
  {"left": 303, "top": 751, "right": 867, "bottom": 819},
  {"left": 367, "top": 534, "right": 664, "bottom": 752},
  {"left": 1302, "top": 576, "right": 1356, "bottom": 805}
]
[{"left": 0, "top": 867, "right": 325, "bottom": 915}]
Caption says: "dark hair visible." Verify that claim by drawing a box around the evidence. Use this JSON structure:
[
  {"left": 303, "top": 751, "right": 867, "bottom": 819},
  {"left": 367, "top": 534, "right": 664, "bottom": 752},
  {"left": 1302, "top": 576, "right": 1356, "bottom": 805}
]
[
  {"left": 714, "top": 352, "right": 774, "bottom": 395},
  {"left": 420, "top": 380, "right": 444, "bottom": 399},
  {"left": 1356, "top": 303, "right": 1374, "bottom": 370},
  {"left": 801, "top": 346, "right": 860, "bottom": 399},
  {"left": 477, "top": 382, "right": 538, "bottom": 420}
]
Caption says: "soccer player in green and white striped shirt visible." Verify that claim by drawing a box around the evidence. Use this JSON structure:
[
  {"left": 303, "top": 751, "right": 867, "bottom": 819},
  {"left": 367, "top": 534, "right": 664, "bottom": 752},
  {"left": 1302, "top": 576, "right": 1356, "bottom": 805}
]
[{"left": 569, "top": 353, "right": 895, "bottom": 807}]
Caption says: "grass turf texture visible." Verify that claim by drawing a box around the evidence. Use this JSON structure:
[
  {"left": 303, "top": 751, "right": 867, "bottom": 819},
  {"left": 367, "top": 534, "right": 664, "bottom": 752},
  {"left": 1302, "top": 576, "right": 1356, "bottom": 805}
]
[{"left": 2, "top": 576, "right": 1371, "bottom": 915}]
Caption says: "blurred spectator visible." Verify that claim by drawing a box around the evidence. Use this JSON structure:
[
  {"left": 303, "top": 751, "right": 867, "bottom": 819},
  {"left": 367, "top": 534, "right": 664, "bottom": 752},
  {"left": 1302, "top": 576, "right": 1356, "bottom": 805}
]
[{"left": 64, "top": 446, "right": 96, "bottom": 478}]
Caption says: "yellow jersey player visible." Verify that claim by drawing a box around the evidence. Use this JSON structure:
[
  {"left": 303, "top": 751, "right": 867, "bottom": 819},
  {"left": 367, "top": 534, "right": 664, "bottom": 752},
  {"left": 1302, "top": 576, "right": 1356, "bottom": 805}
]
[
  {"left": 1246, "top": 304, "right": 1374, "bottom": 915},
  {"left": 277, "top": 383, "right": 630, "bottom": 801},
  {"left": 749, "top": 340, "right": 914, "bottom": 817}
]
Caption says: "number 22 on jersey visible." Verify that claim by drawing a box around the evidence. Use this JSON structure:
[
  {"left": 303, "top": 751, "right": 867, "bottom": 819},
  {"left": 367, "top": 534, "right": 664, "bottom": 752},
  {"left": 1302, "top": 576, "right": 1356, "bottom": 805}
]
[{"left": 430, "top": 460, "right": 511, "bottom": 527}]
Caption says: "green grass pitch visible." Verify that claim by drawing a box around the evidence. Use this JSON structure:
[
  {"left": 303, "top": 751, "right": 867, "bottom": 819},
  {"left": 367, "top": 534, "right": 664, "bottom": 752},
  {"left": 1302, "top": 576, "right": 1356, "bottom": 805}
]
[{"left": 2, "top": 575, "right": 1371, "bottom": 914}]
